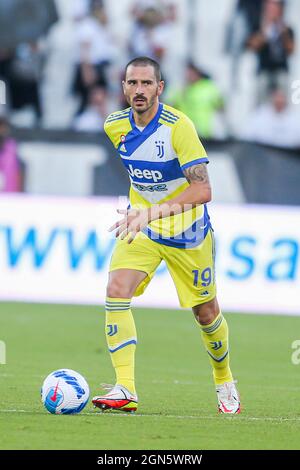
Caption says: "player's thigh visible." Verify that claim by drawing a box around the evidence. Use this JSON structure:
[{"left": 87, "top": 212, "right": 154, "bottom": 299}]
[
  {"left": 107, "top": 269, "right": 149, "bottom": 298},
  {"left": 108, "top": 232, "right": 162, "bottom": 298},
  {"left": 163, "top": 229, "right": 216, "bottom": 309}
]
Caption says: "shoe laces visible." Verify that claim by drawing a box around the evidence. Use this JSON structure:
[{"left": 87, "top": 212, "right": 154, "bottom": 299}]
[
  {"left": 100, "top": 383, "right": 114, "bottom": 392},
  {"left": 100, "top": 383, "right": 136, "bottom": 400},
  {"left": 216, "top": 380, "right": 238, "bottom": 402}
]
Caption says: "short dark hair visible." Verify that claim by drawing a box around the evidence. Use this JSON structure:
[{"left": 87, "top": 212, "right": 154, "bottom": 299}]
[{"left": 125, "top": 57, "right": 162, "bottom": 82}]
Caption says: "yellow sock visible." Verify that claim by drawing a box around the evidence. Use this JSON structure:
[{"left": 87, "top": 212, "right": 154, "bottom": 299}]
[
  {"left": 105, "top": 297, "right": 137, "bottom": 395},
  {"left": 198, "top": 312, "right": 233, "bottom": 385}
]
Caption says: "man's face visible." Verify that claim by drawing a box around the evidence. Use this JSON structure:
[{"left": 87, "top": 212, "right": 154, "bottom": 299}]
[
  {"left": 123, "top": 65, "right": 164, "bottom": 114},
  {"left": 90, "top": 87, "right": 106, "bottom": 109},
  {"left": 264, "top": 0, "right": 283, "bottom": 22},
  {"left": 272, "top": 89, "right": 287, "bottom": 112}
]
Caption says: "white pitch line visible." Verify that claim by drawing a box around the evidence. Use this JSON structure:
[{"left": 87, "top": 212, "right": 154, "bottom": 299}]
[
  {"left": 1, "top": 409, "right": 300, "bottom": 423},
  {"left": 0, "top": 374, "right": 45, "bottom": 378},
  {"left": 89, "top": 413, "right": 300, "bottom": 423}
]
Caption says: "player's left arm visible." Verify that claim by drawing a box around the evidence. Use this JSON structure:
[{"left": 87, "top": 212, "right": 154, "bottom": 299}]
[
  {"left": 109, "top": 164, "right": 211, "bottom": 242},
  {"left": 150, "top": 161, "right": 212, "bottom": 214},
  {"left": 183, "top": 162, "right": 211, "bottom": 197},
  {"left": 109, "top": 115, "right": 211, "bottom": 243}
]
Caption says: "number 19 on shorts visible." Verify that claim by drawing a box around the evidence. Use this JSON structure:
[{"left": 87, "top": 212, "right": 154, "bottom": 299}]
[{"left": 192, "top": 268, "right": 212, "bottom": 287}]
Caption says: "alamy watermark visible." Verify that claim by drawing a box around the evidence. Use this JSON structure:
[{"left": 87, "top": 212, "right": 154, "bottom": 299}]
[
  {"left": 291, "top": 340, "right": 300, "bottom": 365},
  {"left": 0, "top": 341, "right": 6, "bottom": 365},
  {"left": 112, "top": 202, "right": 207, "bottom": 245},
  {"left": 291, "top": 80, "right": 300, "bottom": 105},
  {"left": 0, "top": 80, "right": 6, "bottom": 105}
]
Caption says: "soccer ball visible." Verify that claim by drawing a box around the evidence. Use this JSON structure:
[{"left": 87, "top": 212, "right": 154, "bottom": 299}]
[{"left": 41, "top": 369, "right": 90, "bottom": 414}]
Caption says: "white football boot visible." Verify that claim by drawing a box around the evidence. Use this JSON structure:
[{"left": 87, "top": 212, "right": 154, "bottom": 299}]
[
  {"left": 216, "top": 380, "right": 241, "bottom": 414},
  {"left": 92, "top": 384, "right": 138, "bottom": 412}
]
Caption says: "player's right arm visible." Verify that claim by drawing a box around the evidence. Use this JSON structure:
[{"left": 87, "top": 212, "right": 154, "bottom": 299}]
[{"left": 103, "top": 110, "right": 131, "bottom": 148}]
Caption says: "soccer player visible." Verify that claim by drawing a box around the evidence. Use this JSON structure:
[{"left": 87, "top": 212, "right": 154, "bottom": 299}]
[{"left": 92, "top": 57, "right": 240, "bottom": 414}]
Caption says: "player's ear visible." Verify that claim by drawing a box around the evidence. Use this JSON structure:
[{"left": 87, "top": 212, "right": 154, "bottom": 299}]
[
  {"left": 157, "top": 80, "right": 165, "bottom": 97},
  {"left": 122, "top": 80, "right": 126, "bottom": 94}
]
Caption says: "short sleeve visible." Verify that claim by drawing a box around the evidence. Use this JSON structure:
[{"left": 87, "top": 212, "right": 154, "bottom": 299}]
[
  {"left": 103, "top": 116, "right": 119, "bottom": 148},
  {"left": 103, "top": 110, "right": 131, "bottom": 149},
  {"left": 172, "top": 115, "right": 209, "bottom": 170},
  {"left": 103, "top": 118, "right": 112, "bottom": 138}
]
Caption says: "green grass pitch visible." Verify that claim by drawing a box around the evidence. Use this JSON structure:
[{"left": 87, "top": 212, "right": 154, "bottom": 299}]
[{"left": 0, "top": 302, "right": 300, "bottom": 450}]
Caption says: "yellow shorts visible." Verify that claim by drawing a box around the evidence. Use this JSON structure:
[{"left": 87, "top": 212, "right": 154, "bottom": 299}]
[{"left": 109, "top": 229, "right": 216, "bottom": 309}]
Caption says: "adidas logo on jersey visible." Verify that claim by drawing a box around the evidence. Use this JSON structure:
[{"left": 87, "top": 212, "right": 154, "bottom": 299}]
[{"left": 127, "top": 164, "right": 163, "bottom": 182}]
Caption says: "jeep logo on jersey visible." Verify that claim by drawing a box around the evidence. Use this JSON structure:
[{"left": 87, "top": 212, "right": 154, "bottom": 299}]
[{"left": 127, "top": 164, "right": 163, "bottom": 182}]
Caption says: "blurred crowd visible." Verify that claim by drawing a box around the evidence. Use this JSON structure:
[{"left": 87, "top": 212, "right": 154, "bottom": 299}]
[{"left": 0, "top": 0, "right": 300, "bottom": 193}]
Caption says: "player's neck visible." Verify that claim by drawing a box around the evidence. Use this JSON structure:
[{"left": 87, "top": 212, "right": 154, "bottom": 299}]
[{"left": 132, "top": 101, "right": 160, "bottom": 127}]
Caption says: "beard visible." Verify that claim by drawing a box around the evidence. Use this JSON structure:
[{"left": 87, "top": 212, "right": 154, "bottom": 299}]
[
  {"left": 133, "top": 97, "right": 156, "bottom": 114},
  {"left": 125, "top": 89, "right": 158, "bottom": 113}
]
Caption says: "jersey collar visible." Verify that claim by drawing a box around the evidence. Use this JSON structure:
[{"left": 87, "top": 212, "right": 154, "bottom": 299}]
[{"left": 129, "top": 103, "right": 163, "bottom": 134}]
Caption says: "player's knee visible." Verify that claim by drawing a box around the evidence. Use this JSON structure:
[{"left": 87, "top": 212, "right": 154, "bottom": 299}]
[
  {"left": 193, "top": 298, "right": 219, "bottom": 325},
  {"left": 106, "top": 279, "right": 133, "bottom": 299}
]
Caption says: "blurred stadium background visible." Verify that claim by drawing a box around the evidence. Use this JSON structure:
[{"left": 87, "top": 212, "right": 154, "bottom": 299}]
[{"left": 1, "top": 0, "right": 300, "bottom": 450}]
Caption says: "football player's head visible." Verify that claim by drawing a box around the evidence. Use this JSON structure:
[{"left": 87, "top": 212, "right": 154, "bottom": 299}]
[{"left": 123, "top": 57, "right": 164, "bottom": 114}]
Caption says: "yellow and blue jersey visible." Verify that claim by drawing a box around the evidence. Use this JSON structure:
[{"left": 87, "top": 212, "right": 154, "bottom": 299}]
[{"left": 104, "top": 103, "right": 211, "bottom": 248}]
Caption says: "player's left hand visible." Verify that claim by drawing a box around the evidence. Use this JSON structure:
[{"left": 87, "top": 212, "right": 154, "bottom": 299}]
[{"left": 108, "top": 208, "right": 150, "bottom": 243}]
